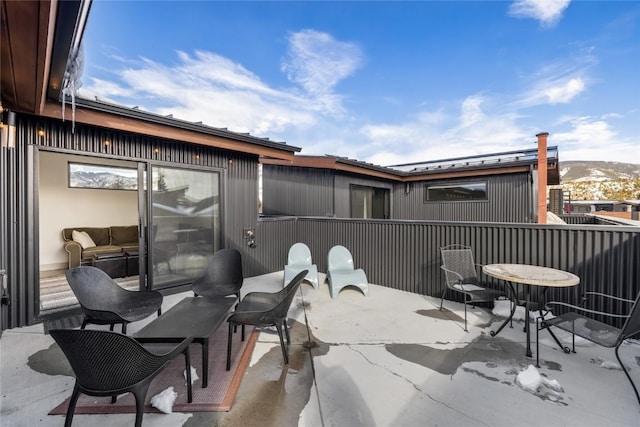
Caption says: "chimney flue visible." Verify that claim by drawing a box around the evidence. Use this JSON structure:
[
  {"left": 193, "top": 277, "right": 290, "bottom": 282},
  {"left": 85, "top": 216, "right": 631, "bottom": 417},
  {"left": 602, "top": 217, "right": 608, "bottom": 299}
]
[{"left": 536, "top": 132, "right": 549, "bottom": 224}]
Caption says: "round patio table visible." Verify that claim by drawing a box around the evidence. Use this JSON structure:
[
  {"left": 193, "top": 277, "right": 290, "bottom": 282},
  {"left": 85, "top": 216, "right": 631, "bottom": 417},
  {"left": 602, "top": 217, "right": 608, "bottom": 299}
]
[{"left": 482, "top": 264, "right": 580, "bottom": 358}]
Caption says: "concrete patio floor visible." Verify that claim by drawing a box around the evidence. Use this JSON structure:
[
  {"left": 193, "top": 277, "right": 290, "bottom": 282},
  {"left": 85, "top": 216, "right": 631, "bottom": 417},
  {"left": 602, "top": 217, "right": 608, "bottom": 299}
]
[{"left": 2, "top": 271, "right": 639, "bottom": 426}]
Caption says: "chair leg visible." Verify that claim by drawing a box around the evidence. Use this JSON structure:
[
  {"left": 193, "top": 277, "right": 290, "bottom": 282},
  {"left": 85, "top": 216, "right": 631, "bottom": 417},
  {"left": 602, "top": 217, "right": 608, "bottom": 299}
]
[
  {"left": 439, "top": 287, "right": 447, "bottom": 310},
  {"left": 274, "top": 322, "right": 289, "bottom": 365},
  {"left": 226, "top": 322, "right": 233, "bottom": 371},
  {"left": 65, "top": 384, "right": 81, "bottom": 427},
  {"left": 536, "top": 317, "right": 541, "bottom": 368},
  {"left": 109, "top": 324, "right": 115, "bottom": 332},
  {"left": 122, "top": 323, "right": 127, "bottom": 334},
  {"left": 202, "top": 338, "right": 209, "bottom": 388},
  {"left": 132, "top": 388, "right": 148, "bottom": 427},
  {"left": 80, "top": 319, "right": 88, "bottom": 330},
  {"left": 463, "top": 298, "right": 468, "bottom": 332},
  {"left": 157, "top": 308, "right": 162, "bottom": 316},
  {"left": 241, "top": 324, "right": 245, "bottom": 342},
  {"left": 283, "top": 318, "right": 291, "bottom": 345},
  {"left": 184, "top": 347, "right": 192, "bottom": 403},
  {"left": 615, "top": 344, "right": 640, "bottom": 405}
]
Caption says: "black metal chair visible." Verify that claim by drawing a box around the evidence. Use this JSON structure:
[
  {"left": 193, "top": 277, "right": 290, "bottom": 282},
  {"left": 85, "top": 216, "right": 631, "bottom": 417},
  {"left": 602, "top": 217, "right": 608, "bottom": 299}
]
[
  {"left": 439, "top": 244, "right": 505, "bottom": 331},
  {"left": 226, "top": 269, "right": 308, "bottom": 370},
  {"left": 192, "top": 248, "right": 243, "bottom": 301},
  {"left": 536, "top": 291, "right": 640, "bottom": 405},
  {"left": 50, "top": 328, "right": 193, "bottom": 427},
  {"left": 66, "top": 266, "right": 163, "bottom": 334}
]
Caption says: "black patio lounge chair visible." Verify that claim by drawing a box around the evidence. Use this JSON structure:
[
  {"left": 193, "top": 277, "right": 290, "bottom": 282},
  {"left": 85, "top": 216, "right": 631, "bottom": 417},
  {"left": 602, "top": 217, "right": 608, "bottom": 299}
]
[
  {"left": 536, "top": 291, "right": 640, "bottom": 405},
  {"left": 439, "top": 244, "right": 505, "bottom": 331},
  {"left": 50, "top": 328, "right": 193, "bottom": 427},
  {"left": 226, "top": 269, "right": 308, "bottom": 370},
  {"left": 66, "top": 266, "right": 163, "bottom": 334},
  {"left": 192, "top": 248, "right": 243, "bottom": 301}
]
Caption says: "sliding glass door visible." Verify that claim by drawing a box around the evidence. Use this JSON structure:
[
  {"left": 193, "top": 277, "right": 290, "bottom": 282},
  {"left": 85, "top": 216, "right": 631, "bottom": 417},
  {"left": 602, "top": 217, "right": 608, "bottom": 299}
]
[{"left": 149, "top": 165, "right": 221, "bottom": 289}]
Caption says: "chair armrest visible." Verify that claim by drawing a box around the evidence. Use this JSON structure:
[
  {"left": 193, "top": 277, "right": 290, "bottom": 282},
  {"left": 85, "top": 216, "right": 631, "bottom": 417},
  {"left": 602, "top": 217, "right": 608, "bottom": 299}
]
[
  {"left": 241, "top": 291, "right": 279, "bottom": 306},
  {"left": 583, "top": 291, "right": 635, "bottom": 304},
  {"left": 440, "top": 265, "right": 464, "bottom": 283},
  {"left": 136, "top": 336, "right": 193, "bottom": 359},
  {"left": 545, "top": 301, "right": 631, "bottom": 319}
]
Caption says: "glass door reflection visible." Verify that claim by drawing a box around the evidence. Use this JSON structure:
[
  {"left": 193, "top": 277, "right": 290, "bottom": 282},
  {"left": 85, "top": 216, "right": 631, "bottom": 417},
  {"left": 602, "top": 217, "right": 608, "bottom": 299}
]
[{"left": 150, "top": 166, "right": 220, "bottom": 289}]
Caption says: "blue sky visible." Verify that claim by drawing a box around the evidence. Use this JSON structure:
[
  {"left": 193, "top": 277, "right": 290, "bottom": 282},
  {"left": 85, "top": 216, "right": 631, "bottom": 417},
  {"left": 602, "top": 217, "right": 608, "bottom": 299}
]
[{"left": 80, "top": 0, "right": 640, "bottom": 165}]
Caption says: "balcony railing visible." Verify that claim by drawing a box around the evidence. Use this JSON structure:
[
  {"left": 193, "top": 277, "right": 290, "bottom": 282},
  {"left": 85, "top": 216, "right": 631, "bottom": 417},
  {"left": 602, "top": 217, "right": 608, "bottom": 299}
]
[{"left": 249, "top": 217, "right": 639, "bottom": 328}]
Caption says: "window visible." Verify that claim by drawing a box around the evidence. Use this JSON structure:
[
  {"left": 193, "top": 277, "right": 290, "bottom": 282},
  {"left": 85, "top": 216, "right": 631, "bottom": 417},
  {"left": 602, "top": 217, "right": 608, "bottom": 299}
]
[
  {"left": 68, "top": 162, "right": 137, "bottom": 190},
  {"left": 350, "top": 184, "right": 390, "bottom": 219},
  {"left": 425, "top": 182, "right": 487, "bottom": 202}
]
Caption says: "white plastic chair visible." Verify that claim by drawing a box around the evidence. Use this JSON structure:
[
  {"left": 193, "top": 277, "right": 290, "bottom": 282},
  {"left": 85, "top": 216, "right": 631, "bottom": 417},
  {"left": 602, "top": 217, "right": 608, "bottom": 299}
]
[
  {"left": 284, "top": 243, "right": 319, "bottom": 289},
  {"left": 326, "top": 245, "right": 369, "bottom": 299}
]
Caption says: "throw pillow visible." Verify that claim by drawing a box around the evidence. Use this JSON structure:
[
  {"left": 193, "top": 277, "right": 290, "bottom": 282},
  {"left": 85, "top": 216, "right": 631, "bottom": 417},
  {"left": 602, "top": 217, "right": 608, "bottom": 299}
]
[{"left": 72, "top": 230, "right": 96, "bottom": 250}]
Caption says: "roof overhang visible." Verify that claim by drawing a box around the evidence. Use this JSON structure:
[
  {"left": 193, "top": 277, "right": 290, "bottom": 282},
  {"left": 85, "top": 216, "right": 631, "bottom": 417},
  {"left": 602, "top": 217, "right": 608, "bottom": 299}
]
[
  {"left": 38, "top": 99, "right": 299, "bottom": 159},
  {"left": 1, "top": 0, "right": 59, "bottom": 113},
  {"left": 262, "top": 153, "right": 560, "bottom": 184}
]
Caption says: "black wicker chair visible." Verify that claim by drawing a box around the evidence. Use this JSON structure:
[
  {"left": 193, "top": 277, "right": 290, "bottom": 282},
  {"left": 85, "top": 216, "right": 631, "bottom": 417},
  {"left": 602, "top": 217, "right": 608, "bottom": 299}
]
[
  {"left": 66, "top": 266, "right": 163, "bottom": 334},
  {"left": 192, "top": 248, "right": 243, "bottom": 301},
  {"left": 536, "top": 291, "right": 640, "bottom": 405},
  {"left": 226, "top": 269, "right": 308, "bottom": 370},
  {"left": 50, "top": 328, "right": 193, "bottom": 427}
]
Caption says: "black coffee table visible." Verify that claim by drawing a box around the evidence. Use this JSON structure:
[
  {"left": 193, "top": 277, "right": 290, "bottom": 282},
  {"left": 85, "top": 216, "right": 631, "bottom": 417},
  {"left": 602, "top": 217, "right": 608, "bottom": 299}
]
[{"left": 134, "top": 296, "right": 235, "bottom": 388}]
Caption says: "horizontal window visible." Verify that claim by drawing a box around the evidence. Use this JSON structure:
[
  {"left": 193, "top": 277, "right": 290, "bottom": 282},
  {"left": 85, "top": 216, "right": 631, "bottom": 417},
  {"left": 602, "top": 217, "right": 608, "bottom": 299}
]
[{"left": 425, "top": 182, "right": 487, "bottom": 202}]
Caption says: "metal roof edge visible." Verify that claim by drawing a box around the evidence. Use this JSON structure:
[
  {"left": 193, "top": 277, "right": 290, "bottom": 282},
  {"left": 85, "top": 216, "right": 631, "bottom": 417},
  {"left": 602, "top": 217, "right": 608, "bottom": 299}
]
[{"left": 71, "top": 97, "right": 301, "bottom": 153}]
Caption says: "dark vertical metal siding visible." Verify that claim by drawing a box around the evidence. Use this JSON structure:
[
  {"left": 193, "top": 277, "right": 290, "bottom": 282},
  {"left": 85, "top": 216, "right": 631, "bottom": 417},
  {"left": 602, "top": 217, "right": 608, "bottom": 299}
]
[
  {"left": 2, "top": 114, "right": 262, "bottom": 329},
  {"left": 29, "top": 116, "right": 229, "bottom": 168},
  {"left": 393, "top": 173, "right": 533, "bottom": 222},
  {"left": 249, "top": 217, "right": 639, "bottom": 328},
  {"left": 225, "top": 153, "right": 262, "bottom": 276},
  {"left": 1, "top": 116, "right": 34, "bottom": 329},
  {"left": 262, "top": 165, "right": 334, "bottom": 216}
]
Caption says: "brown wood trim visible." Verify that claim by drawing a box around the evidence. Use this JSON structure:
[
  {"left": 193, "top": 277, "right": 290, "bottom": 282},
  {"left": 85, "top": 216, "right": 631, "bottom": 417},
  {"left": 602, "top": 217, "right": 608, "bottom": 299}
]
[
  {"left": 402, "top": 165, "right": 532, "bottom": 182},
  {"left": 334, "top": 162, "right": 402, "bottom": 181},
  {"left": 37, "top": 0, "right": 58, "bottom": 114},
  {"left": 39, "top": 102, "right": 296, "bottom": 160},
  {"left": 262, "top": 156, "right": 533, "bottom": 182}
]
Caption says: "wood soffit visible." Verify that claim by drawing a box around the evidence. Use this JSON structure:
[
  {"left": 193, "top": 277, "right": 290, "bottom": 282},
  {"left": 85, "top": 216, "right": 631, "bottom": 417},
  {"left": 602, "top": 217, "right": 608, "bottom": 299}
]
[{"left": 1, "top": 0, "right": 55, "bottom": 113}]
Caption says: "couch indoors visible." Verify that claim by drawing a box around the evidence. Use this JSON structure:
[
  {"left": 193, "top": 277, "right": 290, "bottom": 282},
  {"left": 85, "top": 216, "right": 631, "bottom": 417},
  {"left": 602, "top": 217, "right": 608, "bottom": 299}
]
[{"left": 62, "top": 226, "right": 139, "bottom": 269}]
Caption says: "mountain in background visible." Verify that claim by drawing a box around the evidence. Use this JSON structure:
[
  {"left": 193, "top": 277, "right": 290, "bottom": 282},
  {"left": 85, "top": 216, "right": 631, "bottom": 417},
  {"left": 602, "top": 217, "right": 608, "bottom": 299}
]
[{"left": 558, "top": 161, "right": 640, "bottom": 201}]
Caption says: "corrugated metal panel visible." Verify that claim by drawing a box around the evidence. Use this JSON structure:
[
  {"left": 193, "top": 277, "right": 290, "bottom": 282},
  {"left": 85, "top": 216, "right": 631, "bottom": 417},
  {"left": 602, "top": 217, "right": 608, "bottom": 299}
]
[
  {"left": 262, "top": 165, "right": 334, "bottom": 216},
  {"left": 393, "top": 173, "right": 533, "bottom": 222},
  {"left": 1, "top": 115, "right": 34, "bottom": 329},
  {"left": 248, "top": 217, "right": 639, "bottom": 328},
  {"left": 25, "top": 115, "right": 229, "bottom": 168},
  {"left": 1, "top": 114, "right": 265, "bottom": 329},
  {"left": 225, "top": 153, "right": 261, "bottom": 276}
]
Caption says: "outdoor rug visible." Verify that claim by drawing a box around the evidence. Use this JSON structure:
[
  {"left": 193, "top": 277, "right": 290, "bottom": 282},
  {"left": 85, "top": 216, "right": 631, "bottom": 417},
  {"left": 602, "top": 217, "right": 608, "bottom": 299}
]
[{"left": 49, "top": 326, "right": 258, "bottom": 415}]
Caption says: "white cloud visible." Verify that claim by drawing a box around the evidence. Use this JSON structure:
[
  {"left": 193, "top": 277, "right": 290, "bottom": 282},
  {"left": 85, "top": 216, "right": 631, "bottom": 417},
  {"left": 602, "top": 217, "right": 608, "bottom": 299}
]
[
  {"left": 512, "top": 56, "right": 593, "bottom": 108},
  {"left": 80, "top": 30, "right": 362, "bottom": 139},
  {"left": 509, "top": 0, "right": 571, "bottom": 27},
  {"left": 544, "top": 77, "right": 585, "bottom": 104},
  {"left": 359, "top": 95, "right": 532, "bottom": 166},
  {"left": 281, "top": 29, "right": 363, "bottom": 115},
  {"left": 551, "top": 116, "right": 639, "bottom": 162}
]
